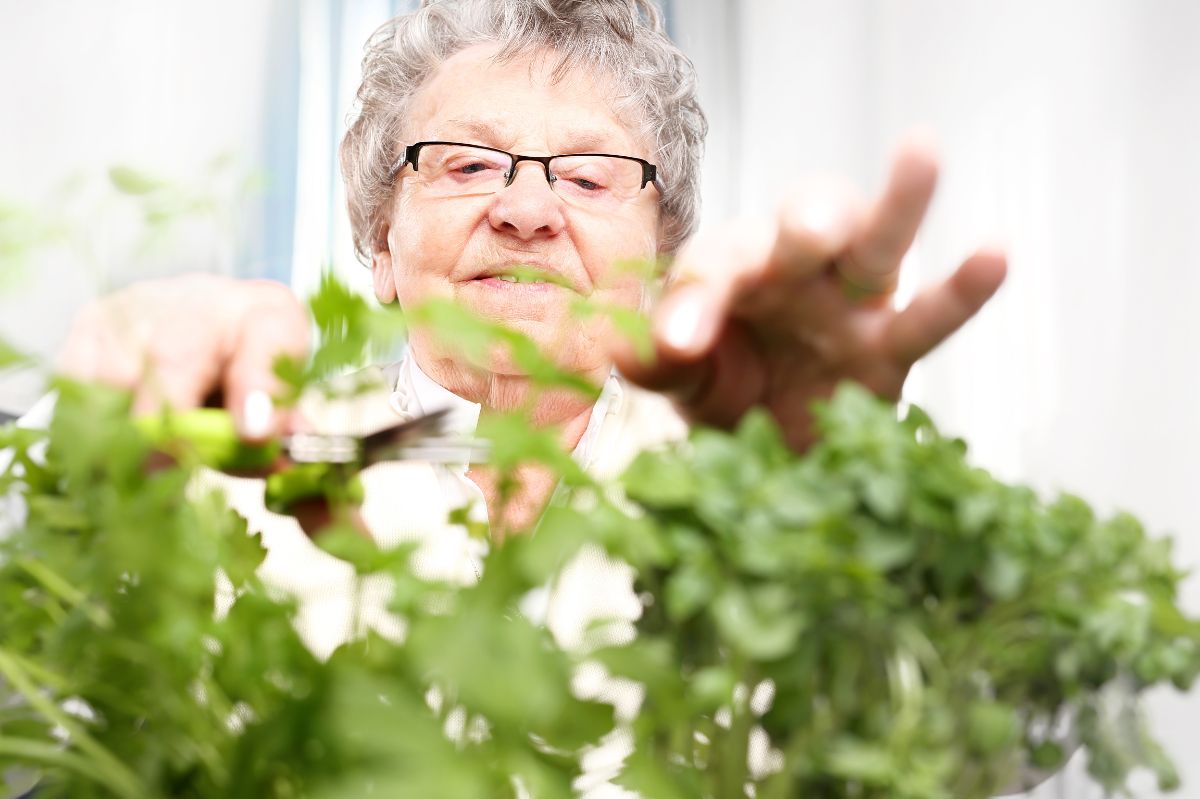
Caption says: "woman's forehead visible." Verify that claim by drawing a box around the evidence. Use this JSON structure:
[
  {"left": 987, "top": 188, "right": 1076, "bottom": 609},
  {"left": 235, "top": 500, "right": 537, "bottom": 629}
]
[
  {"left": 408, "top": 43, "right": 644, "bottom": 154},
  {"left": 430, "top": 116, "right": 630, "bottom": 153}
]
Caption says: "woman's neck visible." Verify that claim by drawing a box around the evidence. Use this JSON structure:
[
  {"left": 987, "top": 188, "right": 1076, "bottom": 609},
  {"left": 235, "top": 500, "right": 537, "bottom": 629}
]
[
  {"left": 412, "top": 352, "right": 607, "bottom": 538},
  {"left": 415, "top": 352, "right": 607, "bottom": 432},
  {"left": 466, "top": 408, "right": 594, "bottom": 538}
]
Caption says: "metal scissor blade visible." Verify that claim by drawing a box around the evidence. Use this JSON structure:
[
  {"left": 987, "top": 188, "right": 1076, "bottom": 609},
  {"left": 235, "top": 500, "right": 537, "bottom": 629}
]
[
  {"left": 282, "top": 408, "right": 491, "bottom": 466},
  {"left": 283, "top": 408, "right": 452, "bottom": 465},
  {"left": 358, "top": 408, "right": 453, "bottom": 455},
  {"left": 371, "top": 437, "right": 492, "bottom": 466},
  {"left": 361, "top": 408, "right": 489, "bottom": 465}
]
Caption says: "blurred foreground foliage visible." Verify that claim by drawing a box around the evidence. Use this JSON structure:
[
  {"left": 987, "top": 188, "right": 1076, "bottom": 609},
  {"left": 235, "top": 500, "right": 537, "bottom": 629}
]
[{"left": 1, "top": 274, "right": 1198, "bottom": 798}]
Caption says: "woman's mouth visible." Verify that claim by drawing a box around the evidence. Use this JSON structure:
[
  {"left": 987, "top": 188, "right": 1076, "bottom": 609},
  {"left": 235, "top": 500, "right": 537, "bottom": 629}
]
[
  {"left": 469, "top": 264, "right": 573, "bottom": 292},
  {"left": 492, "top": 274, "right": 550, "bottom": 284},
  {"left": 471, "top": 275, "right": 560, "bottom": 291}
]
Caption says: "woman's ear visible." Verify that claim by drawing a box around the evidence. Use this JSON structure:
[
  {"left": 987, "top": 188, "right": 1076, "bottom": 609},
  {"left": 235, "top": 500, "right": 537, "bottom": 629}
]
[{"left": 371, "top": 239, "right": 397, "bottom": 303}]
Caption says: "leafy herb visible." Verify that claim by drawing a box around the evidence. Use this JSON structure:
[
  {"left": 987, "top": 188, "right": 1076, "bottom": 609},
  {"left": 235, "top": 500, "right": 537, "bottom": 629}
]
[
  {"left": 1, "top": 275, "right": 1197, "bottom": 799},
  {"left": 606, "top": 392, "right": 1200, "bottom": 797}
]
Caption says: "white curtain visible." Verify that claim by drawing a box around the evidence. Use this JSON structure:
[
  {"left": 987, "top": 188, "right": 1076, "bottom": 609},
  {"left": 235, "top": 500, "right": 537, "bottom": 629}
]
[{"left": 289, "top": 0, "right": 418, "bottom": 301}]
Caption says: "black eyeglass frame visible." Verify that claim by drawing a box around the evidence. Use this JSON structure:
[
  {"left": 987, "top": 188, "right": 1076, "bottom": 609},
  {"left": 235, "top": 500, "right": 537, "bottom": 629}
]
[{"left": 387, "top": 140, "right": 663, "bottom": 194}]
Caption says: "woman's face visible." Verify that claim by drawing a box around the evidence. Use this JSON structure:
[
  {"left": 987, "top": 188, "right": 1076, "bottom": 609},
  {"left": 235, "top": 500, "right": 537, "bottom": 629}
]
[{"left": 373, "top": 42, "right": 661, "bottom": 382}]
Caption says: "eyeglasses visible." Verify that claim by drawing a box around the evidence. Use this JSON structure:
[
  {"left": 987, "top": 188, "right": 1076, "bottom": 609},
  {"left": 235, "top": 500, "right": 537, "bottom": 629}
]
[{"left": 388, "top": 141, "right": 662, "bottom": 210}]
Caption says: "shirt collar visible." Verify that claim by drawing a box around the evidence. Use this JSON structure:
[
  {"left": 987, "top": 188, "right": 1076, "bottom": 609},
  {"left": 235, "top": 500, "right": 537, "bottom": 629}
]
[{"left": 390, "top": 352, "right": 482, "bottom": 440}]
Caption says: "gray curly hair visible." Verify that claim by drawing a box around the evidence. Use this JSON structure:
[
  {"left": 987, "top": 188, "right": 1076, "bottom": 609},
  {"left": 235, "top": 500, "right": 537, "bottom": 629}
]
[{"left": 340, "top": 0, "right": 707, "bottom": 264}]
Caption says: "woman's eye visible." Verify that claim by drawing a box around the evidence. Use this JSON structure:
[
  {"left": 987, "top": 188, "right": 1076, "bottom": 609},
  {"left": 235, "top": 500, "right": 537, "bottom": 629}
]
[
  {"left": 568, "top": 176, "right": 604, "bottom": 191},
  {"left": 456, "top": 161, "right": 491, "bottom": 175}
]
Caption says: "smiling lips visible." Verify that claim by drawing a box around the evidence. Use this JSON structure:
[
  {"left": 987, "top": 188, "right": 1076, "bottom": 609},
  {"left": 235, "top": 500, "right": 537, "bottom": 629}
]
[
  {"left": 470, "top": 275, "right": 562, "bottom": 293},
  {"left": 468, "top": 263, "right": 574, "bottom": 291}
]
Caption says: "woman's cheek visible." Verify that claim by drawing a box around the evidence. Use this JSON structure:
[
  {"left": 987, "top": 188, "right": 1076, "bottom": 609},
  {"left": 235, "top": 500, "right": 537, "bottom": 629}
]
[{"left": 391, "top": 198, "right": 469, "bottom": 297}]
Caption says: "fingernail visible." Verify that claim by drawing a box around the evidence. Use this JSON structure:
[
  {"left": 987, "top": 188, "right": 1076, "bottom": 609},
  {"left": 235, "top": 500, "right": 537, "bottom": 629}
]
[
  {"left": 659, "top": 290, "right": 706, "bottom": 353},
  {"left": 240, "top": 389, "right": 275, "bottom": 439}
]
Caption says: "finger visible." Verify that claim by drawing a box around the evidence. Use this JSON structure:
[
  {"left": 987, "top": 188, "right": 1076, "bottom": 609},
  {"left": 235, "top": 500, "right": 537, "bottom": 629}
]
[
  {"left": 610, "top": 323, "right": 709, "bottom": 398},
  {"left": 131, "top": 309, "right": 230, "bottom": 414},
  {"left": 612, "top": 317, "right": 765, "bottom": 428},
  {"left": 885, "top": 247, "right": 1008, "bottom": 365},
  {"left": 60, "top": 299, "right": 219, "bottom": 416},
  {"left": 56, "top": 301, "right": 144, "bottom": 386},
  {"left": 840, "top": 133, "right": 939, "bottom": 293},
  {"left": 222, "top": 281, "right": 311, "bottom": 439},
  {"left": 725, "top": 179, "right": 863, "bottom": 330},
  {"left": 130, "top": 363, "right": 216, "bottom": 416},
  {"left": 651, "top": 219, "right": 776, "bottom": 360},
  {"left": 769, "top": 177, "right": 861, "bottom": 284},
  {"left": 620, "top": 185, "right": 860, "bottom": 397}
]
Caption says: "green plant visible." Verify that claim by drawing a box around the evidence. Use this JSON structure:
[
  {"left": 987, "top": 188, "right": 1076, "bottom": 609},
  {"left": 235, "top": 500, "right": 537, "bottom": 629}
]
[{"left": 1, "top": 275, "right": 1197, "bottom": 798}]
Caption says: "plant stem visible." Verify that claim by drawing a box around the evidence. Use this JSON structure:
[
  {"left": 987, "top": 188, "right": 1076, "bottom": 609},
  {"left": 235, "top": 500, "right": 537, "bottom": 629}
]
[
  {"left": 0, "top": 649, "right": 144, "bottom": 799},
  {"left": 716, "top": 665, "right": 753, "bottom": 799},
  {"left": 0, "top": 736, "right": 108, "bottom": 782},
  {"left": 17, "top": 558, "right": 112, "bottom": 628}
]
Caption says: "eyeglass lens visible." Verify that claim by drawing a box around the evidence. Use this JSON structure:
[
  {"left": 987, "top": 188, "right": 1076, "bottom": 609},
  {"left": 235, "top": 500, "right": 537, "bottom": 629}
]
[{"left": 414, "top": 144, "right": 645, "bottom": 207}]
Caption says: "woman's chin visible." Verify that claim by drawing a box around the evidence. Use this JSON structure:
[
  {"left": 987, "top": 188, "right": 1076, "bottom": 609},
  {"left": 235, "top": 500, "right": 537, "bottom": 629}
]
[
  {"left": 410, "top": 325, "right": 598, "bottom": 382},
  {"left": 478, "top": 334, "right": 596, "bottom": 380}
]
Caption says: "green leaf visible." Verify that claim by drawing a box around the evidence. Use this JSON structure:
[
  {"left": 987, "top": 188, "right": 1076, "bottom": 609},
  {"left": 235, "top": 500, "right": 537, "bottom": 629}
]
[
  {"left": 688, "top": 665, "right": 735, "bottom": 712},
  {"left": 664, "top": 561, "right": 717, "bottom": 622},
  {"left": 476, "top": 414, "right": 590, "bottom": 498},
  {"left": 519, "top": 506, "right": 590, "bottom": 582},
  {"left": 957, "top": 491, "right": 1000, "bottom": 535},
  {"left": 621, "top": 450, "right": 697, "bottom": 509},
  {"left": 316, "top": 527, "right": 409, "bottom": 575},
  {"left": 570, "top": 297, "right": 655, "bottom": 362},
  {"left": 108, "top": 165, "right": 168, "bottom": 195},
  {"left": 1029, "top": 740, "right": 1066, "bottom": 770},
  {"left": 857, "top": 529, "right": 918, "bottom": 572},
  {"left": 406, "top": 298, "right": 597, "bottom": 399},
  {"left": 861, "top": 471, "right": 907, "bottom": 521},
  {"left": 735, "top": 407, "right": 789, "bottom": 466},
  {"left": 826, "top": 738, "right": 896, "bottom": 783},
  {"left": 615, "top": 749, "right": 701, "bottom": 799},
  {"left": 966, "top": 701, "right": 1019, "bottom": 755},
  {"left": 981, "top": 550, "right": 1026, "bottom": 600},
  {"left": 712, "top": 586, "right": 804, "bottom": 662}
]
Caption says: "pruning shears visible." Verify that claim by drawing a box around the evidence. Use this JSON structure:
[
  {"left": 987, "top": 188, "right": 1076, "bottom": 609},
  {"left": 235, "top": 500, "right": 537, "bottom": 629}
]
[
  {"left": 135, "top": 407, "right": 490, "bottom": 514},
  {"left": 136, "top": 407, "right": 490, "bottom": 471}
]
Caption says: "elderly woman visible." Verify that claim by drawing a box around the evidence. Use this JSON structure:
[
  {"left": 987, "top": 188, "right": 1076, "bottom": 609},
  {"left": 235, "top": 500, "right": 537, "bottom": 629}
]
[{"left": 57, "top": 0, "right": 1004, "bottom": 651}]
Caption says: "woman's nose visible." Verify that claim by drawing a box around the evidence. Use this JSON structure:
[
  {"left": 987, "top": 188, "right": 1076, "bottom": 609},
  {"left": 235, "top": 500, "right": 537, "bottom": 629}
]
[{"left": 487, "top": 161, "right": 567, "bottom": 240}]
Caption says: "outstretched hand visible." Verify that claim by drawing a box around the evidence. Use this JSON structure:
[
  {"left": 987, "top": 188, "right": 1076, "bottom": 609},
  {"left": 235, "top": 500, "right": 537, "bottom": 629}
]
[{"left": 614, "top": 135, "right": 1007, "bottom": 451}]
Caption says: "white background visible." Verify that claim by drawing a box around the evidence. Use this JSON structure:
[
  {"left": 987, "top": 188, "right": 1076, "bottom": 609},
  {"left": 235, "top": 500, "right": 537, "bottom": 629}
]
[{"left": 2, "top": 2, "right": 1199, "bottom": 795}]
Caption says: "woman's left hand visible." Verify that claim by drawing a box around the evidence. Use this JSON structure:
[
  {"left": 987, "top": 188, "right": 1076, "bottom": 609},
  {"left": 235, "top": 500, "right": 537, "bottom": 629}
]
[{"left": 613, "top": 135, "right": 1007, "bottom": 451}]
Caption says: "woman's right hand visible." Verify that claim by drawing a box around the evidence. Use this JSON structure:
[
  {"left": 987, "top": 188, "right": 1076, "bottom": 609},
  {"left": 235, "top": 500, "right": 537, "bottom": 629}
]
[{"left": 57, "top": 274, "right": 311, "bottom": 440}]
